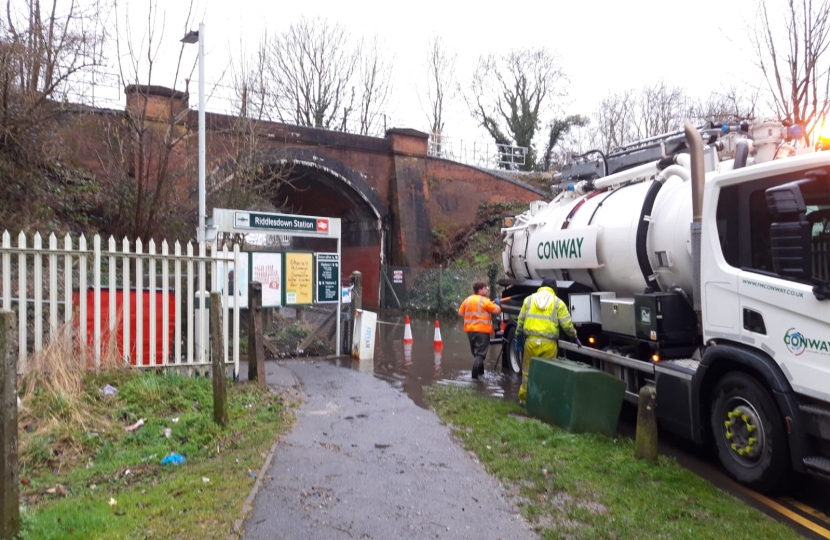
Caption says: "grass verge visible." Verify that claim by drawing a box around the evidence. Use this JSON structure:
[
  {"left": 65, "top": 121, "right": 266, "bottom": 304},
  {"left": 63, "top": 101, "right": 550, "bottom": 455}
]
[
  {"left": 18, "top": 368, "right": 295, "bottom": 539},
  {"left": 425, "top": 385, "right": 801, "bottom": 540}
]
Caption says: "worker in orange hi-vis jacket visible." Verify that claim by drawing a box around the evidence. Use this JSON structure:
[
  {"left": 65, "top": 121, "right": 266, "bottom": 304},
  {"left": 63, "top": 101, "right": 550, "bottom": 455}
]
[{"left": 458, "top": 281, "right": 501, "bottom": 379}]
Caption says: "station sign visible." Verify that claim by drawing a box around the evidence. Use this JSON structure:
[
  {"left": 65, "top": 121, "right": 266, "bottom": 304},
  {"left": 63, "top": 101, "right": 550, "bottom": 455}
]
[
  {"left": 234, "top": 211, "right": 330, "bottom": 235},
  {"left": 316, "top": 253, "right": 340, "bottom": 304}
]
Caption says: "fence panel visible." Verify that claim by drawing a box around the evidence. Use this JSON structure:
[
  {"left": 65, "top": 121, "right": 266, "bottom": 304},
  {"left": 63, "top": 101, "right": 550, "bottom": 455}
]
[{"left": 0, "top": 231, "right": 242, "bottom": 376}]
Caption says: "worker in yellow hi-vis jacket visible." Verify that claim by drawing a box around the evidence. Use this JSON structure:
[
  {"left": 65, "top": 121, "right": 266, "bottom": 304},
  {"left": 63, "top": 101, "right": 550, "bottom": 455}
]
[{"left": 516, "top": 278, "right": 580, "bottom": 405}]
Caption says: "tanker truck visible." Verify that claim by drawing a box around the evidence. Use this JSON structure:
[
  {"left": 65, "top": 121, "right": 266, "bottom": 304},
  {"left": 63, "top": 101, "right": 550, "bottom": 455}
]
[{"left": 498, "top": 120, "right": 830, "bottom": 492}]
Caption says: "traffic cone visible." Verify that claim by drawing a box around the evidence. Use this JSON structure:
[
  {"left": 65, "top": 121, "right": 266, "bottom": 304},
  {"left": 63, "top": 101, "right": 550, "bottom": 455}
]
[
  {"left": 433, "top": 319, "right": 444, "bottom": 352},
  {"left": 403, "top": 315, "right": 414, "bottom": 344}
]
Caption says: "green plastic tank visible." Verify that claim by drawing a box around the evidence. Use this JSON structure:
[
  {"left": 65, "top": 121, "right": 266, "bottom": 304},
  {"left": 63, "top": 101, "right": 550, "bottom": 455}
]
[{"left": 526, "top": 357, "right": 625, "bottom": 437}]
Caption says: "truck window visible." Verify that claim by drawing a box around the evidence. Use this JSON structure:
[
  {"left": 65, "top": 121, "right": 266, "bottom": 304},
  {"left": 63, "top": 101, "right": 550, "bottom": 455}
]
[{"left": 720, "top": 167, "right": 830, "bottom": 281}]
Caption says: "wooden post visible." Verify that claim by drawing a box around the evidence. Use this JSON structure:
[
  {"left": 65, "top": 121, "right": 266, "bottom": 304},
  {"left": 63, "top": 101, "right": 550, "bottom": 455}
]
[
  {"left": 0, "top": 311, "right": 19, "bottom": 538},
  {"left": 247, "top": 282, "right": 266, "bottom": 387},
  {"left": 209, "top": 293, "right": 228, "bottom": 427},
  {"left": 634, "top": 385, "right": 658, "bottom": 461}
]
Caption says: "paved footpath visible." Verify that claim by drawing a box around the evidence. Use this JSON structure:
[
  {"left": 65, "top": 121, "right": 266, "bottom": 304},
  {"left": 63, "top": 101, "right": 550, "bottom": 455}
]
[{"left": 242, "top": 360, "right": 536, "bottom": 540}]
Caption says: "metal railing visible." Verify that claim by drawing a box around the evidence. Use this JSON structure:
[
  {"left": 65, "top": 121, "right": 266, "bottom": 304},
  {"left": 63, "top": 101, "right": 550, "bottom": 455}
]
[{"left": 428, "top": 133, "right": 528, "bottom": 170}]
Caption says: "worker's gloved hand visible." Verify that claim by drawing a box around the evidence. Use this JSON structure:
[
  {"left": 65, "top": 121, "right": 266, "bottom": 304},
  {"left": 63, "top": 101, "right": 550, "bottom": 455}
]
[
  {"left": 494, "top": 297, "right": 501, "bottom": 306},
  {"left": 575, "top": 337, "right": 583, "bottom": 348},
  {"left": 515, "top": 333, "right": 525, "bottom": 352}
]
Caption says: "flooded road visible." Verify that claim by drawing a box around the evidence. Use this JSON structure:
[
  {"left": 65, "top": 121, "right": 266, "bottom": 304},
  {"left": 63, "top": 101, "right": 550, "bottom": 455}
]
[
  {"left": 338, "top": 312, "right": 521, "bottom": 408},
  {"left": 327, "top": 310, "right": 830, "bottom": 539}
]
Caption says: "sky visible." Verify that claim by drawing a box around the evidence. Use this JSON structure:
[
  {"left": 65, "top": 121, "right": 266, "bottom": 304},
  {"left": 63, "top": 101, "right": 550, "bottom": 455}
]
[{"left": 90, "top": 0, "right": 765, "bottom": 151}]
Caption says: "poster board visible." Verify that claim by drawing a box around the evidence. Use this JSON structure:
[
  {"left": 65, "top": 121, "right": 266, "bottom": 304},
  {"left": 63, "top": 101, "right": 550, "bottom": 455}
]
[
  {"left": 316, "top": 252, "right": 340, "bottom": 304},
  {"left": 251, "top": 252, "right": 283, "bottom": 308},
  {"left": 283, "top": 251, "right": 314, "bottom": 306}
]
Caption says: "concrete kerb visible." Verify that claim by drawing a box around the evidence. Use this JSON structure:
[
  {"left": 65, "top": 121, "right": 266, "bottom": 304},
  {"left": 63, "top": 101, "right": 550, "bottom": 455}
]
[{"left": 228, "top": 364, "right": 304, "bottom": 540}]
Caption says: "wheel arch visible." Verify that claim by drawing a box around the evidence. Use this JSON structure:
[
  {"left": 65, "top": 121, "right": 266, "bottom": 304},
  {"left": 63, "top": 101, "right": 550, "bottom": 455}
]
[{"left": 693, "top": 341, "right": 807, "bottom": 473}]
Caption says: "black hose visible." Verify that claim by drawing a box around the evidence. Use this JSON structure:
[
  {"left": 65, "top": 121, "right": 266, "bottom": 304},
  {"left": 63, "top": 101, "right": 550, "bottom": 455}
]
[{"left": 636, "top": 180, "right": 663, "bottom": 292}]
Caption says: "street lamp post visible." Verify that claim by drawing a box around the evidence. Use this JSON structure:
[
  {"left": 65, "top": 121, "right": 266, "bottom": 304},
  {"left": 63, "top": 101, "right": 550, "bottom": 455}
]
[{"left": 181, "top": 23, "right": 206, "bottom": 244}]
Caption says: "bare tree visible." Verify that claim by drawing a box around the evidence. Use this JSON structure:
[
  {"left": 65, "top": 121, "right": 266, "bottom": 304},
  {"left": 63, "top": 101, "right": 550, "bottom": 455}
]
[
  {"left": 424, "top": 36, "right": 455, "bottom": 135},
  {"left": 356, "top": 35, "right": 392, "bottom": 136},
  {"left": 752, "top": 0, "right": 830, "bottom": 141},
  {"left": 265, "top": 17, "right": 359, "bottom": 130},
  {"left": 1, "top": 0, "right": 104, "bottom": 160},
  {"left": 593, "top": 90, "right": 637, "bottom": 152},
  {"left": 635, "top": 82, "right": 694, "bottom": 139},
  {"left": 467, "top": 48, "right": 567, "bottom": 171},
  {"left": 695, "top": 87, "right": 758, "bottom": 124},
  {"left": 210, "top": 44, "right": 295, "bottom": 215},
  {"left": 95, "top": 0, "right": 196, "bottom": 241}
]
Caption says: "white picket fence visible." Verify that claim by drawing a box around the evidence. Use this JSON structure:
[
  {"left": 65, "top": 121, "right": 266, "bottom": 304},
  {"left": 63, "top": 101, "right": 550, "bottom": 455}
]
[{"left": 0, "top": 231, "right": 242, "bottom": 376}]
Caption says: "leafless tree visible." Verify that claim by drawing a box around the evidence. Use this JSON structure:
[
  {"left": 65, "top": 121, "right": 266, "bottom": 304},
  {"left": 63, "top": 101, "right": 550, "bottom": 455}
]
[
  {"left": 695, "top": 87, "right": 758, "bottom": 124},
  {"left": 356, "top": 35, "right": 392, "bottom": 136},
  {"left": 210, "top": 44, "right": 295, "bottom": 217},
  {"left": 424, "top": 36, "right": 455, "bottom": 136},
  {"left": 635, "top": 82, "right": 694, "bottom": 139},
  {"left": 467, "top": 47, "right": 567, "bottom": 170},
  {"left": 95, "top": 0, "right": 197, "bottom": 241},
  {"left": 592, "top": 90, "right": 637, "bottom": 152},
  {"left": 1, "top": 0, "right": 104, "bottom": 160},
  {"left": 265, "top": 17, "right": 359, "bottom": 130},
  {"left": 752, "top": 0, "right": 830, "bottom": 141}
]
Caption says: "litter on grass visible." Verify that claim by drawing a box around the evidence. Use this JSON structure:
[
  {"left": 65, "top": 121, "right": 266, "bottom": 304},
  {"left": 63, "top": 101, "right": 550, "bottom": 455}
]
[
  {"left": 161, "top": 453, "right": 186, "bottom": 465},
  {"left": 125, "top": 418, "right": 145, "bottom": 432}
]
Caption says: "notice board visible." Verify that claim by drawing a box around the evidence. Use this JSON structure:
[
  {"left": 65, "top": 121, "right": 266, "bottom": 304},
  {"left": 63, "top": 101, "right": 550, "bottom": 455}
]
[
  {"left": 284, "top": 251, "right": 314, "bottom": 305},
  {"left": 251, "top": 252, "right": 282, "bottom": 307}
]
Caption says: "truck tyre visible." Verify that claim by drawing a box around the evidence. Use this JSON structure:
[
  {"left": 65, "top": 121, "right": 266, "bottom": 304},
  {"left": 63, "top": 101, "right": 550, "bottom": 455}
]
[
  {"left": 501, "top": 325, "right": 522, "bottom": 375},
  {"left": 710, "top": 372, "right": 789, "bottom": 493}
]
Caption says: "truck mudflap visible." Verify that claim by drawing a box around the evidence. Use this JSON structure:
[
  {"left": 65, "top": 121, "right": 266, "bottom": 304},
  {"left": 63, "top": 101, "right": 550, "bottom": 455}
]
[
  {"left": 654, "top": 360, "right": 698, "bottom": 442},
  {"left": 697, "top": 343, "right": 808, "bottom": 474}
]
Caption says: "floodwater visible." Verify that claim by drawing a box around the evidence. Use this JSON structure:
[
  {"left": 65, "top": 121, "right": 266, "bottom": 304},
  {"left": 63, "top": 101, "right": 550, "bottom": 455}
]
[{"left": 335, "top": 312, "right": 522, "bottom": 409}]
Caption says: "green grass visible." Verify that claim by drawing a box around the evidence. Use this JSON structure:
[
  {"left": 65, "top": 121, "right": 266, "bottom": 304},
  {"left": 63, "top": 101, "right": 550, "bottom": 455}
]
[
  {"left": 18, "top": 370, "right": 294, "bottom": 539},
  {"left": 425, "top": 385, "right": 801, "bottom": 540}
]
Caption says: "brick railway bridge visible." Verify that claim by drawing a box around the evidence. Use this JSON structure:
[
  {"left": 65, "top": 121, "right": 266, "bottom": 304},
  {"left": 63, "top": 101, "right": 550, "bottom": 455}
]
[{"left": 69, "top": 86, "right": 547, "bottom": 307}]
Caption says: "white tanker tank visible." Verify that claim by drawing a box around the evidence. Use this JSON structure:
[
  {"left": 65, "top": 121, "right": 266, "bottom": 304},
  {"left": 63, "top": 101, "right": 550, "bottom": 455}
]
[{"left": 503, "top": 159, "right": 697, "bottom": 297}]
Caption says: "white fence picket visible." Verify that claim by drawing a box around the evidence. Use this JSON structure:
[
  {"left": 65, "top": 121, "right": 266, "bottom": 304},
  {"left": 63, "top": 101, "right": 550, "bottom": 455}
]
[
  {"left": 94, "top": 235, "right": 102, "bottom": 368},
  {"left": 2, "top": 231, "right": 9, "bottom": 312},
  {"left": 0, "top": 232, "right": 237, "bottom": 374},
  {"left": 17, "top": 232, "right": 26, "bottom": 371},
  {"left": 49, "top": 234, "right": 57, "bottom": 332},
  {"left": 34, "top": 233, "right": 43, "bottom": 352}
]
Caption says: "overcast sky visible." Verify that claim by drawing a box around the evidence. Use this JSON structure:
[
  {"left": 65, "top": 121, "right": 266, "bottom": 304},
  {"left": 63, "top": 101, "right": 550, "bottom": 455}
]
[{"left": 100, "top": 0, "right": 764, "bottom": 147}]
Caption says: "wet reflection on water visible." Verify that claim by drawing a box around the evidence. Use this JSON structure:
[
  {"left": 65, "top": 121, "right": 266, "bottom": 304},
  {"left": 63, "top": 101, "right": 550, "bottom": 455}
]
[{"left": 335, "top": 312, "right": 522, "bottom": 409}]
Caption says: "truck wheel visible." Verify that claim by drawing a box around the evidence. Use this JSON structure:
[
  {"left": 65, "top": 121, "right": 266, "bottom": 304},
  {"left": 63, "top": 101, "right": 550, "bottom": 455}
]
[
  {"left": 710, "top": 372, "right": 789, "bottom": 493},
  {"left": 502, "top": 325, "right": 522, "bottom": 375}
]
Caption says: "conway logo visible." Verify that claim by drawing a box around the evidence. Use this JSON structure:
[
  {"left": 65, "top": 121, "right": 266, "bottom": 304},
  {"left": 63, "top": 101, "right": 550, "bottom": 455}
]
[
  {"left": 537, "top": 238, "right": 584, "bottom": 260},
  {"left": 784, "top": 327, "right": 830, "bottom": 356}
]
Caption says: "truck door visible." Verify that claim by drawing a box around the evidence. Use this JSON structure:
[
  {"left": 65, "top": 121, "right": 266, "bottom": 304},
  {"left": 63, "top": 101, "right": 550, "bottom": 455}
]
[{"left": 736, "top": 171, "right": 830, "bottom": 401}]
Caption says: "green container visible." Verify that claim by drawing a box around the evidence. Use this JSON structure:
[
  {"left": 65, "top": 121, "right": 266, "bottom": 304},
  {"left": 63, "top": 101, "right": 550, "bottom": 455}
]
[{"left": 526, "top": 357, "right": 625, "bottom": 437}]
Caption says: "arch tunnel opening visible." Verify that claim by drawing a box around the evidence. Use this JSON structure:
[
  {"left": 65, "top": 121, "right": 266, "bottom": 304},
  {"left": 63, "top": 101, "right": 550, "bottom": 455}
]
[{"left": 266, "top": 161, "right": 385, "bottom": 307}]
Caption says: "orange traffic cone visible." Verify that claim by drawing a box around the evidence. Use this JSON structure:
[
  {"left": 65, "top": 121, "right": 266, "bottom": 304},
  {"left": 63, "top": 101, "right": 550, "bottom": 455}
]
[
  {"left": 433, "top": 319, "right": 444, "bottom": 352},
  {"left": 403, "top": 315, "right": 414, "bottom": 344}
]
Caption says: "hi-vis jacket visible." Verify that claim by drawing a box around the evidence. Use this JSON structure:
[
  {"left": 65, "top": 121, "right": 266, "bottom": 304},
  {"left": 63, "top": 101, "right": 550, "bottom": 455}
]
[
  {"left": 458, "top": 294, "right": 501, "bottom": 333},
  {"left": 516, "top": 286, "right": 576, "bottom": 343}
]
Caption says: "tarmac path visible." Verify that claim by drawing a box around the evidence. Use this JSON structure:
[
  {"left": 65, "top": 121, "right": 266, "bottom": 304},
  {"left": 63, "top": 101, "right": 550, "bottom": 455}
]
[{"left": 242, "top": 360, "right": 536, "bottom": 540}]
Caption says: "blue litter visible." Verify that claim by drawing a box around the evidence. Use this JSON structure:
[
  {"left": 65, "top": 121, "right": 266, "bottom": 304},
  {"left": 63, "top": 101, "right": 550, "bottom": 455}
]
[{"left": 161, "top": 453, "right": 186, "bottom": 465}]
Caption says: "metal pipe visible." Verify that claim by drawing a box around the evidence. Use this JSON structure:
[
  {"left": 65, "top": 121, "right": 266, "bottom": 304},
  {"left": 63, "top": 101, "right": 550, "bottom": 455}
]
[
  {"left": 684, "top": 121, "right": 705, "bottom": 223},
  {"left": 198, "top": 23, "right": 206, "bottom": 244}
]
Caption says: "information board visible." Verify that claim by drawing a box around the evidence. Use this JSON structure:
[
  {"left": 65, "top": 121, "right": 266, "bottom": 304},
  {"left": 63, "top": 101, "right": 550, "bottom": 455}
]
[
  {"left": 251, "top": 253, "right": 282, "bottom": 307},
  {"left": 284, "top": 252, "right": 314, "bottom": 305},
  {"left": 316, "top": 253, "right": 340, "bottom": 303}
]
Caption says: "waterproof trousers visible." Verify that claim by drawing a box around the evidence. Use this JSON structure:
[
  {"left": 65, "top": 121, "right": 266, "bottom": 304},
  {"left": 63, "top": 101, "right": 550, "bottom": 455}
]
[
  {"left": 518, "top": 337, "right": 559, "bottom": 404},
  {"left": 466, "top": 332, "right": 489, "bottom": 379}
]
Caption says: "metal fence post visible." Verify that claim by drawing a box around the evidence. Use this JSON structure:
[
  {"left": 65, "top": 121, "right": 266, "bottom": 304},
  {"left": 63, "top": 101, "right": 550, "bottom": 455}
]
[
  {"left": 350, "top": 271, "right": 362, "bottom": 352},
  {"left": 0, "top": 310, "right": 19, "bottom": 538}
]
